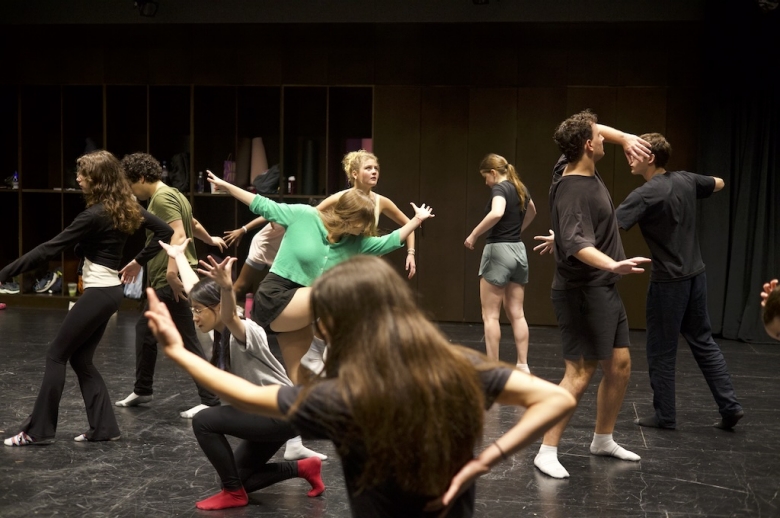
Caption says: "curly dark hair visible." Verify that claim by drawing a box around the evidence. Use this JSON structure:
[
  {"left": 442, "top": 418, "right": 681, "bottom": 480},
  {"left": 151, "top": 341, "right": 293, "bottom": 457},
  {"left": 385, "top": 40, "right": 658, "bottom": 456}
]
[
  {"left": 553, "top": 110, "right": 598, "bottom": 163},
  {"left": 121, "top": 152, "right": 163, "bottom": 183},
  {"left": 77, "top": 150, "right": 143, "bottom": 234}
]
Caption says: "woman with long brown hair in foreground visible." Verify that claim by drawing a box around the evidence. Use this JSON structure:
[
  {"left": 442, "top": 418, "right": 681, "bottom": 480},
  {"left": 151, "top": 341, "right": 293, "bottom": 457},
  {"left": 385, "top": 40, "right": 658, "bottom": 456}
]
[{"left": 144, "top": 255, "right": 576, "bottom": 517}]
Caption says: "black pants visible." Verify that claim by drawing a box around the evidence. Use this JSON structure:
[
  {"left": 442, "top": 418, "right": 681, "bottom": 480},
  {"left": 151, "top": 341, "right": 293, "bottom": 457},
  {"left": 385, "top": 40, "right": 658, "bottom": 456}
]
[
  {"left": 645, "top": 273, "right": 742, "bottom": 427},
  {"left": 133, "top": 285, "right": 219, "bottom": 406},
  {"left": 192, "top": 405, "right": 298, "bottom": 491},
  {"left": 21, "top": 286, "right": 123, "bottom": 441}
]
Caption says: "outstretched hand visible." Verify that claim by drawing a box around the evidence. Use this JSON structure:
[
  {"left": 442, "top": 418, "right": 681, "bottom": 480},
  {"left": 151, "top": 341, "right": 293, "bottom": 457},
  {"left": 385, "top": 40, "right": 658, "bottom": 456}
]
[
  {"left": 197, "top": 255, "right": 237, "bottom": 290},
  {"left": 623, "top": 134, "right": 652, "bottom": 163},
  {"left": 410, "top": 203, "right": 435, "bottom": 223},
  {"left": 761, "top": 279, "right": 778, "bottom": 307},
  {"left": 145, "top": 287, "right": 185, "bottom": 354},
  {"left": 160, "top": 238, "right": 190, "bottom": 259},
  {"left": 533, "top": 230, "right": 555, "bottom": 255},
  {"left": 611, "top": 256, "right": 651, "bottom": 275},
  {"left": 224, "top": 228, "right": 245, "bottom": 247},
  {"left": 206, "top": 170, "right": 229, "bottom": 193},
  {"left": 424, "top": 458, "right": 490, "bottom": 516}
]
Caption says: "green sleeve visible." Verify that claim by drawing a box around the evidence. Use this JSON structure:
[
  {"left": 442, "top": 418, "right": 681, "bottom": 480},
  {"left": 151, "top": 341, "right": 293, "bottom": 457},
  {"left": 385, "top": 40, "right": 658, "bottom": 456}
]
[
  {"left": 358, "top": 229, "right": 403, "bottom": 256},
  {"left": 249, "top": 195, "right": 308, "bottom": 227}
]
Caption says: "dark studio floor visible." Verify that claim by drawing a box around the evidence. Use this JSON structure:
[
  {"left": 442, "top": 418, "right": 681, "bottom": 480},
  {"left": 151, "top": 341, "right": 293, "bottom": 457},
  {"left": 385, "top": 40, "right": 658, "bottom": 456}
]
[{"left": 0, "top": 306, "right": 778, "bottom": 518}]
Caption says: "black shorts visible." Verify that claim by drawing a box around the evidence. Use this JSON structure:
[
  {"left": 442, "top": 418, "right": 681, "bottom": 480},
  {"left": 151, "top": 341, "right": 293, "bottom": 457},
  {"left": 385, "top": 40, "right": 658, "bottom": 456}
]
[
  {"left": 251, "top": 272, "right": 304, "bottom": 331},
  {"left": 551, "top": 284, "right": 629, "bottom": 361}
]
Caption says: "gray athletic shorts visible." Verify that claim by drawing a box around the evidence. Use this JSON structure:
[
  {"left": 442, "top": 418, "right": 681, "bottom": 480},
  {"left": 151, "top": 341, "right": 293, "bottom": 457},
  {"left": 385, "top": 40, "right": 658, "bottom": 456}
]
[
  {"left": 479, "top": 241, "right": 528, "bottom": 286},
  {"left": 551, "top": 284, "right": 629, "bottom": 361}
]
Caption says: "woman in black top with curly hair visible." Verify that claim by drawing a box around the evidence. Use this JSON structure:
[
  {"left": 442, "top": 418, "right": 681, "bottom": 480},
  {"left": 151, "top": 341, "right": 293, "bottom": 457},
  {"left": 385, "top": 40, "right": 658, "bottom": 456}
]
[{"left": 2, "top": 150, "right": 173, "bottom": 446}]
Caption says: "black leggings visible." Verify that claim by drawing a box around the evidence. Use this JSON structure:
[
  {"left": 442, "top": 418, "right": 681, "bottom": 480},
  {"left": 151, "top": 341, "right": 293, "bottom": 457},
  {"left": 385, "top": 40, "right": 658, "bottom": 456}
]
[
  {"left": 192, "top": 405, "right": 298, "bottom": 491},
  {"left": 21, "top": 286, "right": 123, "bottom": 441}
]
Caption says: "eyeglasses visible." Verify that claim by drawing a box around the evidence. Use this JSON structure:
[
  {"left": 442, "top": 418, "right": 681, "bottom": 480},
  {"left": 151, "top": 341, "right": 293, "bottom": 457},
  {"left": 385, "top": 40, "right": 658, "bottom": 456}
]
[{"left": 191, "top": 306, "right": 216, "bottom": 315}]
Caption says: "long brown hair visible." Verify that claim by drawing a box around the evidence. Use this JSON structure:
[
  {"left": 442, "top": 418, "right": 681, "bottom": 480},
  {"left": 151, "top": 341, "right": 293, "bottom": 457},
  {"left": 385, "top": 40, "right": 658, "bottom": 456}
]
[
  {"left": 318, "top": 189, "right": 378, "bottom": 238},
  {"left": 77, "top": 150, "right": 143, "bottom": 234},
  {"left": 479, "top": 153, "right": 528, "bottom": 207},
  {"left": 298, "top": 256, "right": 486, "bottom": 497}
]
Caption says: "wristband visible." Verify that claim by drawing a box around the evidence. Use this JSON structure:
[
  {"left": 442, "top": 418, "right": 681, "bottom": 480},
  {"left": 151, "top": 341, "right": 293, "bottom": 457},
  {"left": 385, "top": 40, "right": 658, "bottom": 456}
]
[
  {"left": 407, "top": 248, "right": 416, "bottom": 255},
  {"left": 493, "top": 441, "right": 508, "bottom": 461},
  {"left": 242, "top": 226, "right": 248, "bottom": 234}
]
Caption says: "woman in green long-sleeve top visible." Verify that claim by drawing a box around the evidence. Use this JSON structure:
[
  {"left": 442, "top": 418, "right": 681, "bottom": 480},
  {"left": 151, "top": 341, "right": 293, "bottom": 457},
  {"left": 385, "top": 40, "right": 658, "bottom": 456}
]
[{"left": 207, "top": 171, "right": 434, "bottom": 383}]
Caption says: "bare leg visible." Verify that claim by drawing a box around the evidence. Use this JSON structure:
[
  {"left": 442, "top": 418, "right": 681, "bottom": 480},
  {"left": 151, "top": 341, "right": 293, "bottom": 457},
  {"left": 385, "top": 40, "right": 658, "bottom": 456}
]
[
  {"left": 271, "top": 288, "right": 316, "bottom": 384},
  {"left": 233, "top": 263, "right": 266, "bottom": 302},
  {"left": 534, "top": 358, "right": 597, "bottom": 479},
  {"left": 595, "top": 347, "right": 632, "bottom": 434},
  {"left": 542, "top": 358, "right": 598, "bottom": 447},
  {"left": 503, "top": 282, "right": 529, "bottom": 366},
  {"left": 276, "top": 327, "right": 313, "bottom": 385},
  {"left": 479, "top": 278, "right": 505, "bottom": 361}
]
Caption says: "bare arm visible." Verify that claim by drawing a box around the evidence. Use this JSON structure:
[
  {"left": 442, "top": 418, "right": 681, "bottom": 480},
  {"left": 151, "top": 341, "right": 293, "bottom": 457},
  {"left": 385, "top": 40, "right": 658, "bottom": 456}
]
[
  {"left": 144, "top": 287, "right": 281, "bottom": 417},
  {"left": 399, "top": 203, "right": 434, "bottom": 243},
  {"left": 380, "top": 197, "right": 417, "bottom": 279},
  {"left": 428, "top": 371, "right": 576, "bottom": 511},
  {"left": 160, "top": 239, "right": 199, "bottom": 293},
  {"left": 597, "top": 124, "right": 651, "bottom": 162},
  {"left": 464, "top": 197, "right": 505, "bottom": 250},
  {"left": 574, "top": 246, "right": 650, "bottom": 275},
  {"left": 521, "top": 199, "right": 537, "bottom": 233},
  {"left": 224, "top": 216, "right": 269, "bottom": 247},
  {"left": 192, "top": 217, "right": 227, "bottom": 251},
  {"left": 316, "top": 192, "right": 342, "bottom": 212},
  {"left": 197, "top": 255, "right": 246, "bottom": 344},
  {"left": 208, "top": 170, "right": 258, "bottom": 207},
  {"left": 166, "top": 219, "right": 188, "bottom": 301}
]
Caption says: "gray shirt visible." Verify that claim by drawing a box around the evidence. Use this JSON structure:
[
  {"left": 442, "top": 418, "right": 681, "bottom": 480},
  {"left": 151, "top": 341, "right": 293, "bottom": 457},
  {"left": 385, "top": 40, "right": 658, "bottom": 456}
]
[{"left": 229, "top": 319, "right": 292, "bottom": 388}]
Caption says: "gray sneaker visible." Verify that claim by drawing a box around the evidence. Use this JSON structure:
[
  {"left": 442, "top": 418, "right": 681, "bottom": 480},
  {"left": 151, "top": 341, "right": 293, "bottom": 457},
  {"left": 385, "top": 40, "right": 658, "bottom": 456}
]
[{"left": 0, "top": 282, "right": 20, "bottom": 295}]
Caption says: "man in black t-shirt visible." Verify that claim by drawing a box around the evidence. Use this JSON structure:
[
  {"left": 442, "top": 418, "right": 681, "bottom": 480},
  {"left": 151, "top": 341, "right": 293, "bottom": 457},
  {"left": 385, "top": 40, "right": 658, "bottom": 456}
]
[
  {"left": 615, "top": 133, "right": 743, "bottom": 431},
  {"left": 533, "top": 110, "right": 651, "bottom": 479}
]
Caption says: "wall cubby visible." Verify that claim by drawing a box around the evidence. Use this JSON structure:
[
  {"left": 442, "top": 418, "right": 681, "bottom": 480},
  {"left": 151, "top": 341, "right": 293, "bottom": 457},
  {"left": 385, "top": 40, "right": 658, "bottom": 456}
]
[{"left": 2, "top": 84, "right": 373, "bottom": 306}]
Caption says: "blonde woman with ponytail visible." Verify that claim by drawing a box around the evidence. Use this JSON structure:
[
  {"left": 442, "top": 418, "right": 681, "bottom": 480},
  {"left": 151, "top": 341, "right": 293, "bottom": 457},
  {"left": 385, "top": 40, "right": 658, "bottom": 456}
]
[
  {"left": 465, "top": 154, "right": 537, "bottom": 372},
  {"left": 318, "top": 150, "right": 418, "bottom": 278}
]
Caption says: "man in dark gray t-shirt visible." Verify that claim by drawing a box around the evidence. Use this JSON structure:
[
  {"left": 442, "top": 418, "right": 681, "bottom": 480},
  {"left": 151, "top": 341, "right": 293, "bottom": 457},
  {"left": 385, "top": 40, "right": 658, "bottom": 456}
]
[
  {"left": 616, "top": 132, "right": 743, "bottom": 431},
  {"left": 532, "top": 110, "right": 651, "bottom": 479}
]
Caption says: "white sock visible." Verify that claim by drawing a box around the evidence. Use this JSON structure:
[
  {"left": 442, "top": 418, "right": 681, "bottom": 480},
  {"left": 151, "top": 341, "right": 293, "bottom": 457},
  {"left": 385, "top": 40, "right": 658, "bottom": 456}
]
[
  {"left": 284, "top": 436, "right": 328, "bottom": 461},
  {"left": 534, "top": 444, "right": 570, "bottom": 478},
  {"left": 516, "top": 363, "right": 530, "bottom": 374},
  {"left": 180, "top": 404, "right": 210, "bottom": 419},
  {"left": 300, "top": 337, "right": 327, "bottom": 378},
  {"left": 590, "top": 433, "right": 640, "bottom": 461}
]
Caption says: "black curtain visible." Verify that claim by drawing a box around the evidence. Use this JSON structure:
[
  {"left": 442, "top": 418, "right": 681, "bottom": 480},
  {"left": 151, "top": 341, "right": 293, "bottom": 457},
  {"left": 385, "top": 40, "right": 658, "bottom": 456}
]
[{"left": 698, "top": 1, "right": 780, "bottom": 342}]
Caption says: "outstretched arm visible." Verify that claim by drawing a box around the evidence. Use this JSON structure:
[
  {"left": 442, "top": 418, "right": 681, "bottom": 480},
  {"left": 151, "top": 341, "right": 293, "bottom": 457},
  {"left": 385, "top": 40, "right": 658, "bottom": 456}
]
[
  {"left": 380, "top": 197, "right": 417, "bottom": 279},
  {"left": 208, "top": 170, "right": 257, "bottom": 207},
  {"left": 575, "top": 246, "right": 651, "bottom": 275},
  {"left": 197, "top": 255, "right": 246, "bottom": 344},
  {"left": 145, "top": 287, "right": 282, "bottom": 417},
  {"left": 427, "top": 371, "right": 576, "bottom": 513},
  {"left": 159, "top": 239, "right": 199, "bottom": 294},
  {"left": 192, "top": 217, "right": 227, "bottom": 251},
  {"left": 398, "top": 203, "right": 434, "bottom": 243},
  {"left": 224, "top": 216, "right": 269, "bottom": 247},
  {"left": 597, "top": 124, "right": 651, "bottom": 163}
]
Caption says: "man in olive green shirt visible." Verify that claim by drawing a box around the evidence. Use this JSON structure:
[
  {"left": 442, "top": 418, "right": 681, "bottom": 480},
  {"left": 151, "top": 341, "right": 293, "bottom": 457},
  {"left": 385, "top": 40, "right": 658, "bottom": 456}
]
[{"left": 116, "top": 153, "right": 226, "bottom": 418}]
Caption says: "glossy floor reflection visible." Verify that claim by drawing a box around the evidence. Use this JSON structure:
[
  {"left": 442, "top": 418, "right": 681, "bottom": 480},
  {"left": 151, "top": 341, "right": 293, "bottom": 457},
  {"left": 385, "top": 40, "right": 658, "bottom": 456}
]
[{"left": 0, "top": 307, "right": 777, "bottom": 517}]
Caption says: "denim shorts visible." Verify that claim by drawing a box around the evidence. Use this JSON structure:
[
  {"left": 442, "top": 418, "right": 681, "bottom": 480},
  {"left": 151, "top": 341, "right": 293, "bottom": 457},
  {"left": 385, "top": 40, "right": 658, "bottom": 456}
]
[{"left": 479, "top": 241, "right": 528, "bottom": 286}]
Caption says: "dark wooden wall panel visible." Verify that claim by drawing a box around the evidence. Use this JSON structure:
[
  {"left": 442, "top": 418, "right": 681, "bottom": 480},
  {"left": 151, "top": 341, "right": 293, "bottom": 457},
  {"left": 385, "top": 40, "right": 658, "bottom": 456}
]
[
  {"left": 418, "top": 87, "right": 469, "bottom": 321},
  {"left": 420, "top": 25, "right": 469, "bottom": 86},
  {"left": 517, "top": 87, "right": 568, "bottom": 326},
  {"left": 281, "top": 26, "right": 329, "bottom": 85},
  {"left": 374, "top": 25, "right": 422, "bottom": 86},
  {"left": 373, "top": 86, "right": 422, "bottom": 290},
  {"left": 665, "top": 88, "right": 699, "bottom": 173},
  {"left": 464, "top": 87, "right": 518, "bottom": 322}
]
